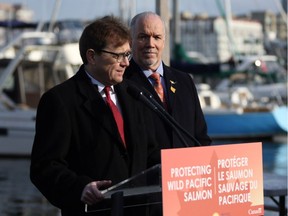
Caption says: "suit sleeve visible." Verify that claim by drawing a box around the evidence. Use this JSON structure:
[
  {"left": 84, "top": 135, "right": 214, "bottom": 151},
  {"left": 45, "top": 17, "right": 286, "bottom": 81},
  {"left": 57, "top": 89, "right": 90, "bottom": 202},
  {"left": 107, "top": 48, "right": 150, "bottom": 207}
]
[{"left": 30, "top": 90, "right": 92, "bottom": 209}]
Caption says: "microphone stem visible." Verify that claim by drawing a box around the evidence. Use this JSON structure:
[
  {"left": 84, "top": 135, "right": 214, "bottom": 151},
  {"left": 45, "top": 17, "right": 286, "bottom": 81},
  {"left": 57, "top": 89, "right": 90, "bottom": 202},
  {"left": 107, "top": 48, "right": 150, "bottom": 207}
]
[
  {"left": 153, "top": 107, "right": 190, "bottom": 148},
  {"left": 135, "top": 92, "right": 190, "bottom": 147},
  {"left": 148, "top": 95, "right": 202, "bottom": 147},
  {"left": 127, "top": 85, "right": 201, "bottom": 147}
]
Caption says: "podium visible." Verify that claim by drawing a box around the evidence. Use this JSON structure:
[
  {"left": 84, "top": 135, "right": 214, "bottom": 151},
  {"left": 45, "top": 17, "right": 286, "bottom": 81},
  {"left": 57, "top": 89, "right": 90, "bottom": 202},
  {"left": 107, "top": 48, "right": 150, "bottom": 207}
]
[
  {"left": 85, "top": 164, "right": 162, "bottom": 215},
  {"left": 85, "top": 142, "right": 265, "bottom": 216}
]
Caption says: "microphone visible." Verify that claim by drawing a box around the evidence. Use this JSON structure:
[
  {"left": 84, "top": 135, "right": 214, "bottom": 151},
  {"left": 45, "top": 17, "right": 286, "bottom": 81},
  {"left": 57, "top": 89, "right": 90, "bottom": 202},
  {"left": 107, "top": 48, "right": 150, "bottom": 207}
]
[
  {"left": 143, "top": 91, "right": 202, "bottom": 147},
  {"left": 127, "top": 84, "right": 201, "bottom": 147},
  {"left": 127, "top": 85, "right": 159, "bottom": 112}
]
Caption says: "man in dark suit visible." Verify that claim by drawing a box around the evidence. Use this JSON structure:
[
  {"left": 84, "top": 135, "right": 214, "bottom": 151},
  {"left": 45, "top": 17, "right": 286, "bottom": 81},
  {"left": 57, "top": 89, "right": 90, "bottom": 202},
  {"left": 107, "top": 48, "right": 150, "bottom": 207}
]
[
  {"left": 30, "top": 16, "right": 159, "bottom": 216},
  {"left": 125, "top": 12, "right": 211, "bottom": 149}
]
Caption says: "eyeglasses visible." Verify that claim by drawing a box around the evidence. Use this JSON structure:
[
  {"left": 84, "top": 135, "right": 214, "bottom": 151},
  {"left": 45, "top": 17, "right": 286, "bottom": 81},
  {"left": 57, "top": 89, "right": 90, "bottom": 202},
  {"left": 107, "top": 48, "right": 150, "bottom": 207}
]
[{"left": 99, "top": 49, "right": 132, "bottom": 62}]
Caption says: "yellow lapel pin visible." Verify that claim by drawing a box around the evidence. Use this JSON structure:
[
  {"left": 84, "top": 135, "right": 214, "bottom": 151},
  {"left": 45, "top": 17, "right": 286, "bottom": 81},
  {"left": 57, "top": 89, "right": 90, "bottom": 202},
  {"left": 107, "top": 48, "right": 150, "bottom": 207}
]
[{"left": 170, "top": 80, "right": 176, "bottom": 93}]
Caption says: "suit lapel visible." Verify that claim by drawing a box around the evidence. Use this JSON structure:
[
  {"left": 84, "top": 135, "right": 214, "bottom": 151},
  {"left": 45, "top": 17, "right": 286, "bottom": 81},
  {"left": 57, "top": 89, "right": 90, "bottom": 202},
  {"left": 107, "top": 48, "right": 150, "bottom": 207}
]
[
  {"left": 163, "top": 65, "right": 177, "bottom": 113},
  {"left": 129, "top": 61, "right": 156, "bottom": 93},
  {"left": 126, "top": 60, "right": 166, "bottom": 107},
  {"left": 75, "top": 68, "right": 124, "bottom": 146},
  {"left": 76, "top": 68, "right": 105, "bottom": 121}
]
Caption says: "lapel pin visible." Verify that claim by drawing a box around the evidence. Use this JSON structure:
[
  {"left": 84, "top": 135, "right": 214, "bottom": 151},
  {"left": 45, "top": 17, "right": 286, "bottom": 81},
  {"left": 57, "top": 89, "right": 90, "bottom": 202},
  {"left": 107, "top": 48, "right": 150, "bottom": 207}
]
[
  {"left": 170, "top": 86, "right": 176, "bottom": 93},
  {"left": 170, "top": 80, "right": 177, "bottom": 93}
]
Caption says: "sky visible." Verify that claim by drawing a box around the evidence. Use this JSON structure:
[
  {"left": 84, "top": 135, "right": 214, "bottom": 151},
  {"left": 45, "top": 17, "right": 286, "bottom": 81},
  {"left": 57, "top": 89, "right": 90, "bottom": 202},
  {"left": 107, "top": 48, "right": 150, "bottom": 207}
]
[{"left": 4, "top": 0, "right": 282, "bottom": 22}]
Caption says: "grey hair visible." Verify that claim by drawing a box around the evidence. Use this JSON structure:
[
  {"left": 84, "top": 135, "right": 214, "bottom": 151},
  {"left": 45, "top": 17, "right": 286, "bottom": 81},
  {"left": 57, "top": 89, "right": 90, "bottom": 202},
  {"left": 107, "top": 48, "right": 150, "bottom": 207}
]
[{"left": 130, "top": 11, "right": 166, "bottom": 37}]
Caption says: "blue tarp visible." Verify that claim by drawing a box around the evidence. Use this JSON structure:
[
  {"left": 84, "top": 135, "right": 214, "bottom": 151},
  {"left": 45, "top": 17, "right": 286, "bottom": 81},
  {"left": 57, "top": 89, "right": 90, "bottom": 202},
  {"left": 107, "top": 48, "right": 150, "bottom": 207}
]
[{"left": 0, "top": 20, "right": 37, "bottom": 28}]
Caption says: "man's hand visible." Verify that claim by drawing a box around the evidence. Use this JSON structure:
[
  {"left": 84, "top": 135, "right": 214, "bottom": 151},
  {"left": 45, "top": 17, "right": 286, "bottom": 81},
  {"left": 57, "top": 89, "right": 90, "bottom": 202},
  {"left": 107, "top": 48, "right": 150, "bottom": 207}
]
[{"left": 81, "top": 180, "right": 112, "bottom": 205}]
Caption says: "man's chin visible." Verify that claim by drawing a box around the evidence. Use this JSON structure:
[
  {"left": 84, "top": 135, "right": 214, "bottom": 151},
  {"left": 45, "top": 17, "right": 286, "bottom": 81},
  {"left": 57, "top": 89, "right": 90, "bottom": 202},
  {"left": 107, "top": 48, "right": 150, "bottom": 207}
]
[
  {"left": 116, "top": 77, "right": 123, "bottom": 84},
  {"left": 111, "top": 76, "right": 123, "bottom": 85},
  {"left": 143, "top": 59, "right": 156, "bottom": 67}
]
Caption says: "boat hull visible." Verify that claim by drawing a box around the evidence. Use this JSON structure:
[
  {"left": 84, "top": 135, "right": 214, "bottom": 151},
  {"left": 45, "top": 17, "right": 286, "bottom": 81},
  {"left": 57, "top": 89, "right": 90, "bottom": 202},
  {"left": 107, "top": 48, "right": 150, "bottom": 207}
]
[
  {"left": 0, "top": 110, "right": 35, "bottom": 157},
  {"left": 204, "top": 106, "right": 288, "bottom": 139}
]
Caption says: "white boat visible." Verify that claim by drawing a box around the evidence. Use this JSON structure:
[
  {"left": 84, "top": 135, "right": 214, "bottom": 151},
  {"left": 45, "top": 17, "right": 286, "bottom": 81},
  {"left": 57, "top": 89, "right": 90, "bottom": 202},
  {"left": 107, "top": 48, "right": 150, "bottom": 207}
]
[
  {"left": 0, "top": 21, "right": 82, "bottom": 157},
  {"left": 215, "top": 56, "right": 287, "bottom": 106}
]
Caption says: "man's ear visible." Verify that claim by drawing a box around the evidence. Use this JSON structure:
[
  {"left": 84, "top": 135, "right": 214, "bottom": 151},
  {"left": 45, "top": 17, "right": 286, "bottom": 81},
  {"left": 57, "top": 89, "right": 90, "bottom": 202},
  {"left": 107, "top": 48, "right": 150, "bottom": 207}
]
[{"left": 86, "top": 49, "right": 96, "bottom": 64}]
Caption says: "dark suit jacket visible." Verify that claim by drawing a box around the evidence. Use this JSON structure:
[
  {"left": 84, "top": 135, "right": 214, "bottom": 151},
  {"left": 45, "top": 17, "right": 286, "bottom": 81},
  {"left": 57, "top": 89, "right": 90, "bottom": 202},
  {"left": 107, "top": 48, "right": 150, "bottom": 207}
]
[
  {"left": 30, "top": 65, "right": 159, "bottom": 214},
  {"left": 124, "top": 59, "right": 211, "bottom": 148}
]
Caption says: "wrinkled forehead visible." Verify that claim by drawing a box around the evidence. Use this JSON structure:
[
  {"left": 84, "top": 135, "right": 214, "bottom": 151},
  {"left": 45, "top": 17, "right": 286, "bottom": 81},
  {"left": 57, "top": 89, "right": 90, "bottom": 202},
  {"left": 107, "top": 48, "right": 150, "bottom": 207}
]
[{"left": 136, "top": 14, "right": 165, "bottom": 36}]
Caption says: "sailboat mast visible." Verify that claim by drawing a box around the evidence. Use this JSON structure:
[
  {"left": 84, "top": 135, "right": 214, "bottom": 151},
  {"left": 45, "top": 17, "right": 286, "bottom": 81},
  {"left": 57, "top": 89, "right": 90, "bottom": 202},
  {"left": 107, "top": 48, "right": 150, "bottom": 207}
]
[
  {"left": 172, "top": 0, "right": 181, "bottom": 45},
  {"left": 156, "top": 0, "right": 170, "bottom": 64},
  {"left": 48, "top": 0, "right": 61, "bottom": 32},
  {"left": 223, "top": 0, "right": 237, "bottom": 61},
  {"left": 119, "top": 0, "right": 136, "bottom": 24}
]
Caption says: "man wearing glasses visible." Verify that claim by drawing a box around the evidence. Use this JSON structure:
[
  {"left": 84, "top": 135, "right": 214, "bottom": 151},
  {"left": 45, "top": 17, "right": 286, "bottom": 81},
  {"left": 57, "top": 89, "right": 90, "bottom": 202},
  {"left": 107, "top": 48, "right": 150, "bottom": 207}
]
[{"left": 30, "top": 16, "right": 159, "bottom": 216}]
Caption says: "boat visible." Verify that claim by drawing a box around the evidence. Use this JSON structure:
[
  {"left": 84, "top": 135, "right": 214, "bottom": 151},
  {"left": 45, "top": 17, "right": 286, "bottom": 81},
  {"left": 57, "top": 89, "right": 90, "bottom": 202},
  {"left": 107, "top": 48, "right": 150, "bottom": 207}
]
[
  {"left": 0, "top": 20, "right": 82, "bottom": 157},
  {"left": 214, "top": 55, "right": 287, "bottom": 106},
  {"left": 204, "top": 106, "right": 288, "bottom": 139},
  {"left": 197, "top": 83, "right": 288, "bottom": 139},
  {"left": 171, "top": 50, "right": 287, "bottom": 140}
]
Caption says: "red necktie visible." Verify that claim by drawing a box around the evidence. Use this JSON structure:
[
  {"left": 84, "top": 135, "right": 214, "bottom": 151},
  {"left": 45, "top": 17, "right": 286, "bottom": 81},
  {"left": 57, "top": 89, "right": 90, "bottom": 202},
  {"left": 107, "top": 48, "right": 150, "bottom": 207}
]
[
  {"left": 104, "top": 86, "right": 126, "bottom": 148},
  {"left": 150, "top": 72, "right": 165, "bottom": 103}
]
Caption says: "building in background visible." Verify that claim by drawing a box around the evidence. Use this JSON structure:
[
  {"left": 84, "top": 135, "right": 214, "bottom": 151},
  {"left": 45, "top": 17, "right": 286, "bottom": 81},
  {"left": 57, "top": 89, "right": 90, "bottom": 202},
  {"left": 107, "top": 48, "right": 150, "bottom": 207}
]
[
  {"left": 1, "top": 2, "right": 287, "bottom": 67},
  {"left": 172, "top": 7, "right": 287, "bottom": 67},
  {"left": 249, "top": 11, "right": 287, "bottom": 66},
  {"left": 179, "top": 14, "right": 265, "bottom": 63}
]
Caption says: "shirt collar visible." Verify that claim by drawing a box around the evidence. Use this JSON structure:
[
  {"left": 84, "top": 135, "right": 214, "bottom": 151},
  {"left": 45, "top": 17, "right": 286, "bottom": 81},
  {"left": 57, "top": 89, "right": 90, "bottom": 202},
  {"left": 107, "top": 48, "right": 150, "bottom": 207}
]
[
  {"left": 85, "top": 70, "right": 115, "bottom": 93},
  {"left": 142, "top": 62, "right": 164, "bottom": 78}
]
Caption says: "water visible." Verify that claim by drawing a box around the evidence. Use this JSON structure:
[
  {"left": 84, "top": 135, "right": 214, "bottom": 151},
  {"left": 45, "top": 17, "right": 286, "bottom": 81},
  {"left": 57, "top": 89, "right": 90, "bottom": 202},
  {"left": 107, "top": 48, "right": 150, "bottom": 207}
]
[{"left": 0, "top": 137, "right": 287, "bottom": 216}]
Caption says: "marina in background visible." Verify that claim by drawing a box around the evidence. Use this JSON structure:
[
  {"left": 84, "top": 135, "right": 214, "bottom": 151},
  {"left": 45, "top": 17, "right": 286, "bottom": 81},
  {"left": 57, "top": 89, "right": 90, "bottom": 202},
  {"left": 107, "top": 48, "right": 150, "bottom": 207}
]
[{"left": 0, "top": 0, "right": 287, "bottom": 214}]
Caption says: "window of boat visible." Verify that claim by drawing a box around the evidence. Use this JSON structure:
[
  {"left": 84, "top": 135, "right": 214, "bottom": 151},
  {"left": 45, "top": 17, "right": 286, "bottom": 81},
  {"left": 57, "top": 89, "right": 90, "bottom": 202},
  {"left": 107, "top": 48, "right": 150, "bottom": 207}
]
[{"left": 2, "top": 62, "right": 69, "bottom": 108}]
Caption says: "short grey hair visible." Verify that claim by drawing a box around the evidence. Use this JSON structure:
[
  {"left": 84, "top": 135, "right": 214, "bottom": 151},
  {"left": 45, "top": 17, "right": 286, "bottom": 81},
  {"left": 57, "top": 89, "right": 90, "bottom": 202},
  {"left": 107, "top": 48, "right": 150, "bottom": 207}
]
[{"left": 130, "top": 11, "right": 166, "bottom": 37}]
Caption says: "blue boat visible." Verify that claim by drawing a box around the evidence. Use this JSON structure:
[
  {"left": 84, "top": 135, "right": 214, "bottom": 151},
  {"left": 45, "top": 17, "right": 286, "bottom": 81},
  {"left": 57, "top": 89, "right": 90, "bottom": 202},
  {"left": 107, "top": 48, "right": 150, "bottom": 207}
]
[{"left": 204, "top": 106, "right": 288, "bottom": 139}]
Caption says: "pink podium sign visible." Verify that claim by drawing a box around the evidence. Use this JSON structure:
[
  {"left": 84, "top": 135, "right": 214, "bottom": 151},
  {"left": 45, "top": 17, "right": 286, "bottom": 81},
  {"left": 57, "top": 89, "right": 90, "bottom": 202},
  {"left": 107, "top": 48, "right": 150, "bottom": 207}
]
[{"left": 161, "top": 142, "right": 264, "bottom": 216}]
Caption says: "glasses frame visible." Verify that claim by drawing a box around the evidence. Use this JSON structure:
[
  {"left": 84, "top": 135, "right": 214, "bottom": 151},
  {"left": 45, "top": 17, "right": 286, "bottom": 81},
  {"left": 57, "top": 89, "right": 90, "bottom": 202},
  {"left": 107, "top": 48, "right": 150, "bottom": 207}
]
[{"left": 99, "top": 49, "right": 132, "bottom": 62}]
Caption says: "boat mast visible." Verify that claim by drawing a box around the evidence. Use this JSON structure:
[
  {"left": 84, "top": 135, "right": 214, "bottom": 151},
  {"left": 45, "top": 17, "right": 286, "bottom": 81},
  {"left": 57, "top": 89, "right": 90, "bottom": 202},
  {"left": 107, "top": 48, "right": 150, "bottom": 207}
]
[
  {"left": 48, "top": 0, "right": 61, "bottom": 32},
  {"left": 224, "top": 0, "right": 236, "bottom": 58},
  {"left": 119, "top": 0, "right": 136, "bottom": 25},
  {"left": 156, "top": 0, "right": 170, "bottom": 65},
  {"left": 172, "top": 0, "right": 181, "bottom": 46},
  {"left": 216, "top": 0, "right": 237, "bottom": 61}
]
